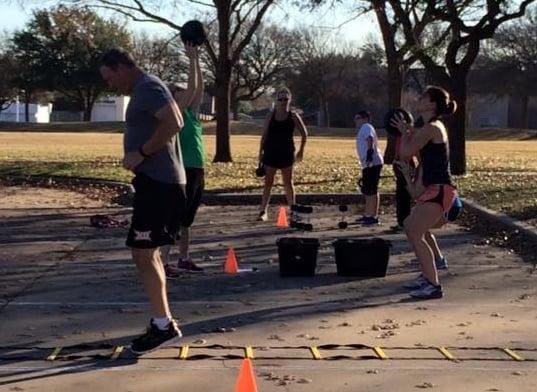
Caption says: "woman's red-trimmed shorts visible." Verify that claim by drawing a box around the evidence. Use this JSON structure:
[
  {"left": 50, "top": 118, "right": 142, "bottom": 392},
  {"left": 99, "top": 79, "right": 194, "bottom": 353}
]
[{"left": 417, "top": 184, "right": 458, "bottom": 214}]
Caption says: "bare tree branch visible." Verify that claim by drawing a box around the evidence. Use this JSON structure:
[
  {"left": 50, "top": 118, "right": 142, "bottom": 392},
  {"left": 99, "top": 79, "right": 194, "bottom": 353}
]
[
  {"left": 231, "top": 0, "right": 274, "bottom": 64},
  {"left": 186, "top": 0, "right": 215, "bottom": 7}
]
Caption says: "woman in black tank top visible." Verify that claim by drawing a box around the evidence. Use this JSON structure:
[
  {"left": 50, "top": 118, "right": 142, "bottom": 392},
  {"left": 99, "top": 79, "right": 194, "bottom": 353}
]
[
  {"left": 257, "top": 87, "right": 308, "bottom": 222},
  {"left": 390, "top": 86, "right": 458, "bottom": 300}
]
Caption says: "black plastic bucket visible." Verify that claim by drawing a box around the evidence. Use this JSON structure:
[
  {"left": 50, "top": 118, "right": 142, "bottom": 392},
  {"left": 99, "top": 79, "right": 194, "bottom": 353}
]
[
  {"left": 277, "top": 237, "right": 320, "bottom": 277},
  {"left": 333, "top": 238, "right": 391, "bottom": 277}
]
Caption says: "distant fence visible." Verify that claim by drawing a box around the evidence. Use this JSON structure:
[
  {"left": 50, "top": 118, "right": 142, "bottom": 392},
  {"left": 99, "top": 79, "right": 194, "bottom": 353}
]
[{"left": 199, "top": 113, "right": 214, "bottom": 121}]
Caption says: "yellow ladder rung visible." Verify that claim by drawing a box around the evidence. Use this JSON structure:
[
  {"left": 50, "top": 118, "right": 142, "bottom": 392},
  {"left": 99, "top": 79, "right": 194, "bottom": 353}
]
[
  {"left": 46, "top": 347, "right": 62, "bottom": 362},
  {"left": 110, "top": 345, "right": 124, "bottom": 360},
  {"left": 309, "top": 346, "right": 322, "bottom": 360},
  {"left": 437, "top": 347, "right": 456, "bottom": 361},
  {"left": 244, "top": 346, "right": 254, "bottom": 359},
  {"left": 373, "top": 347, "right": 388, "bottom": 360},
  {"left": 503, "top": 348, "right": 524, "bottom": 361},
  {"left": 179, "top": 345, "right": 189, "bottom": 360}
]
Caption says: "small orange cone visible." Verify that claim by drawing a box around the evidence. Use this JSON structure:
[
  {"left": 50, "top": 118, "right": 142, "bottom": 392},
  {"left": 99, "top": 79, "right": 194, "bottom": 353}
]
[
  {"left": 235, "top": 358, "right": 258, "bottom": 392},
  {"left": 276, "top": 206, "right": 289, "bottom": 228},
  {"left": 224, "top": 247, "right": 239, "bottom": 274}
]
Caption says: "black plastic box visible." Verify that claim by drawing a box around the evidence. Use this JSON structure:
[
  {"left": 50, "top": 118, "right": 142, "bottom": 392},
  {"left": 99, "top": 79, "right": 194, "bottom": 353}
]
[
  {"left": 333, "top": 238, "right": 391, "bottom": 277},
  {"left": 277, "top": 237, "right": 320, "bottom": 277}
]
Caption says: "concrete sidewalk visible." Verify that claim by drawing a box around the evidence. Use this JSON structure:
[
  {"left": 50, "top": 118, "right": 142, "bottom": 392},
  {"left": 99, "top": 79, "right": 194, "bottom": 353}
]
[{"left": 1, "top": 202, "right": 536, "bottom": 391}]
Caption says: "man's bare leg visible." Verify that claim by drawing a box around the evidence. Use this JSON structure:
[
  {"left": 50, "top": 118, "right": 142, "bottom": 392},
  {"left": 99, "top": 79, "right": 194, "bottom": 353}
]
[{"left": 132, "top": 248, "right": 171, "bottom": 319}]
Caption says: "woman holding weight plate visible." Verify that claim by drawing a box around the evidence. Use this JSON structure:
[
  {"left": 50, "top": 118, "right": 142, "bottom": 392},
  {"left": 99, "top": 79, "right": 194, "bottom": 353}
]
[{"left": 391, "top": 85, "right": 458, "bottom": 300}]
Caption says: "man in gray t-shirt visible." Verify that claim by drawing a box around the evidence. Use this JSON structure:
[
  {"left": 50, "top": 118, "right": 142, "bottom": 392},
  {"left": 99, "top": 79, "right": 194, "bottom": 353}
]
[
  {"left": 100, "top": 48, "right": 185, "bottom": 354},
  {"left": 125, "top": 73, "right": 186, "bottom": 185}
]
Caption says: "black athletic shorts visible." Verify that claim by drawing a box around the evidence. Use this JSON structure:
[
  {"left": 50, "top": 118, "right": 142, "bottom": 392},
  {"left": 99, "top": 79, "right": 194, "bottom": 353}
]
[
  {"left": 182, "top": 167, "right": 205, "bottom": 228},
  {"left": 126, "top": 173, "right": 186, "bottom": 249},
  {"left": 361, "top": 165, "right": 382, "bottom": 196}
]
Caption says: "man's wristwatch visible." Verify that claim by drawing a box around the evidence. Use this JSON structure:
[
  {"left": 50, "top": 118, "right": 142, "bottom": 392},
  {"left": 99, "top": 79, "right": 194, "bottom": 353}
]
[{"left": 138, "top": 146, "right": 150, "bottom": 158}]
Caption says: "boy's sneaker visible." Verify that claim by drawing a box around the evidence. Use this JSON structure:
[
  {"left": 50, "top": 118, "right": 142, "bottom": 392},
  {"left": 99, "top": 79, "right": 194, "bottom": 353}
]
[
  {"left": 130, "top": 319, "right": 182, "bottom": 355},
  {"left": 164, "top": 263, "right": 181, "bottom": 279},
  {"left": 402, "top": 274, "right": 428, "bottom": 290},
  {"left": 409, "top": 257, "right": 449, "bottom": 270},
  {"left": 409, "top": 282, "right": 443, "bottom": 300},
  {"left": 362, "top": 216, "right": 380, "bottom": 226},
  {"left": 178, "top": 257, "right": 204, "bottom": 273}
]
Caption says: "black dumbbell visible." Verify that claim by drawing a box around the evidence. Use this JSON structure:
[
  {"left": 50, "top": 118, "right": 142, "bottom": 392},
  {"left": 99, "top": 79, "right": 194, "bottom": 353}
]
[
  {"left": 338, "top": 221, "right": 348, "bottom": 229},
  {"left": 338, "top": 205, "right": 349, "bottom": 229}
]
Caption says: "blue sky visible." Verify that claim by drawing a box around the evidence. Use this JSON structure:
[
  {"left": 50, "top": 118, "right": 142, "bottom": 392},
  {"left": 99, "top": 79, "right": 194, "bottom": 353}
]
[{"left": 0, "top": 2, "right": 379, "bottom": 45}]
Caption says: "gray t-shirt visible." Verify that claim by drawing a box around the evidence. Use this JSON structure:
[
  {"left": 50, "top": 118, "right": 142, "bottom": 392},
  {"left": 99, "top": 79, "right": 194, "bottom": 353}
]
[{"left": 124, "top": 73, "right": 186, "bottom": 185}]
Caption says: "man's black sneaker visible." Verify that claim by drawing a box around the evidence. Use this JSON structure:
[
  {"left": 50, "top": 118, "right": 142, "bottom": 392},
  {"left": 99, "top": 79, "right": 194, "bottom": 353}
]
[{"left": 130, "top": 319, "right": 182, "bottom": 355}]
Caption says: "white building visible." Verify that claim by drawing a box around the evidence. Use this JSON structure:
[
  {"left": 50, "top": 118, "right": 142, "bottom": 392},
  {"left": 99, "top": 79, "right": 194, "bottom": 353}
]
[
  {"left": 0, "top": 101, "right": 53, "bottom": 123},
  {"left": 91, "top": 96, "right": 130, "bottom": 122}
]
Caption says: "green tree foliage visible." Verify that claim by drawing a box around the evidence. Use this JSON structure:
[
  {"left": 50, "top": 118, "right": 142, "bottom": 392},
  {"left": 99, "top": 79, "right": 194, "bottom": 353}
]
[{"left": 11, "top": 6, "right": 132, "bottom": 121}]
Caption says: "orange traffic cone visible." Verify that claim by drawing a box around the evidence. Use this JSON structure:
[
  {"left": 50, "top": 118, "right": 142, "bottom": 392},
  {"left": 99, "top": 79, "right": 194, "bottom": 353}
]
[
  {"left": 224, "top": 247, "right": 239, "bottom": 274},
  {"left": 235, "top": 358, "right": 258, "bottom": 392},
  {"left": 276, "top": 206, "right": 289, "bottom": 228}
]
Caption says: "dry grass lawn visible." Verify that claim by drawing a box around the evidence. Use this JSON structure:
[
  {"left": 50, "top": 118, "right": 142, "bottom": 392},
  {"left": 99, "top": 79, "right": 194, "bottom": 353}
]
[{"left": 1, "top": 131, "right": 536, "bottom": 219}]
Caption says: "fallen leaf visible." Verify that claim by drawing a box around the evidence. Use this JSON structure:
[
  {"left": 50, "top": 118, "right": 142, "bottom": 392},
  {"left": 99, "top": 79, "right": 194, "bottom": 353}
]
[{"left": 415, "top": 382, "right": 435, "bottom": 389}]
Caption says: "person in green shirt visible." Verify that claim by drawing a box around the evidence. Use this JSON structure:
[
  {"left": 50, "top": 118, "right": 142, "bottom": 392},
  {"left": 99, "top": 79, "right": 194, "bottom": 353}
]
[{"left": 163, "top": 42, "right": 206, "bottom": 275}]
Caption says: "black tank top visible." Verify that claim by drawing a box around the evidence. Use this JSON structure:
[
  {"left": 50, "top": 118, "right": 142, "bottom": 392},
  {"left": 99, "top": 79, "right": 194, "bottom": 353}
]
[
  {"left": 420, "top": 119, "right": 452, "bottom": 186},
  {"left": 265, "top": 111, "right": 295, "bottom": 152}
]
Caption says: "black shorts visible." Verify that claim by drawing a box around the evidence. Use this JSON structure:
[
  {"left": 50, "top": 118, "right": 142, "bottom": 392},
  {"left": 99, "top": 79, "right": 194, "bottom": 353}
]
[
  {"left": 126, "top": 173, "right": 186, "bottom": 249},
  {"left": 262, "top": 147, "right": 295, "bottom": 169},
  {"left": 182, "top": 167, "right": 205, "bottom": 228},
  {"left": 361, "top": 165, "right": 382, "bottom": 196}
]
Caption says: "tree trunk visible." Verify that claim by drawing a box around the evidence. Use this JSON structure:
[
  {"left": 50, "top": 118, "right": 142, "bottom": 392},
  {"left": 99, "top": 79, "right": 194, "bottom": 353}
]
[
  {"left": 521, "top": 94, "right": 529, "bottom": 129},
  {"left": 423, "top": 66, "right": 466, "bottom": 174},
  {"left": 214, "top": 64, "right": 233, "bottom": 162},
  {"left": 372, "top": 0, "right": 403, "bottom": 109},
  {"left": 83, "top": 100, "right": 93, "bottom": 122},
  {"left": 213, "top": 2, "right": 233, "bottom": 163},
  {"left": 319, "top": 95, "right": 329, "bottom": 127},
  {"left": 230, "top": 92, "right": 239, "bottom": 121},
  {"left": 444, "top": 72, "right": 467, "bottom": 175},
  {"left": 24, "top": 95, "right": 30, "bottom": 122},
  {"left": 387, "top": 63, "right": 403, "bottom": 108}
]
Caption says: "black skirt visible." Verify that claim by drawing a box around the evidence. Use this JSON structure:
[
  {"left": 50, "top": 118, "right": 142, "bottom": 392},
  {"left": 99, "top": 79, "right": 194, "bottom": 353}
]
[{"left": 262, "top": 147, "right": 295, "bottom": 169}]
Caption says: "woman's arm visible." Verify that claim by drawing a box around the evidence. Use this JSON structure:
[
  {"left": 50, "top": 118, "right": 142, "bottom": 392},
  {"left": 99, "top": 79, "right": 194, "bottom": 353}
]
[
  {"left": 398, "top": 126, "right": 432, "bottom": 160},
  {"left": 394, "top": 160, "right": 423, "bottom": 199},
  {"left": 292, "top": 111, "right": 308, "bottom": 162},
  {"left": 390, "top": 113, "right": 434, "bottom": 159},
  {"left": 258, "top": 112, "right": 272, "bottom": 161},
  {"left": 366, "top": 136, "right": 374, "bottom": 166},
  {"left": 190, "top": 49, "right": 204, "bottom": 113},
  {"left": 175, "top": 43, "right": 197, "bottom": 110}
]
